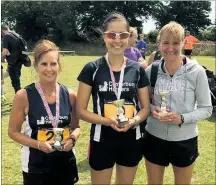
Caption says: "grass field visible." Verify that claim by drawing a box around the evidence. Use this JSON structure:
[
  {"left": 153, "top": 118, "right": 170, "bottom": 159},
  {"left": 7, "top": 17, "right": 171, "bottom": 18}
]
[{"left": 1, "top": 56, "right": 215, "bottom": 184}]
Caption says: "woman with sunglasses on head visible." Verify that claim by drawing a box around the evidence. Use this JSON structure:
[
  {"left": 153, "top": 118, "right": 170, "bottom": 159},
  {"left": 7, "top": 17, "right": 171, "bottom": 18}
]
[
  {"left": 8, "top": 40, "right": 80, "bottom": 185},
  {"left": 124, "top": 27, "right": 147, "bottom": 68},
  {"left": 144, "top": 22, "right": 212, "bottom": 184},
  {"left": 77, "top": 12, "right": 150, "bottom": 184}
]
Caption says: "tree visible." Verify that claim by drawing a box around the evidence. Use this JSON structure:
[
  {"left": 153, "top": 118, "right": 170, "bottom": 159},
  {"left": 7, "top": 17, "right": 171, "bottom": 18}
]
[
  {"left": 152, "top": 1, "right": 212, "bottom": 35},
  {"left": 146, "top": 29, "right": 159, "bottom": 43},
  {"left": 1, "top": 1, "right": 81, "bottom": 45},
  {"left": 1, "top": 1, "right": 160, "bottom": 43},
  {"left": 199, "top": 25, "right": 216, "bottom": 41},
  {"left": 75, "top": 1, "right": 159, "bottom": 41}
]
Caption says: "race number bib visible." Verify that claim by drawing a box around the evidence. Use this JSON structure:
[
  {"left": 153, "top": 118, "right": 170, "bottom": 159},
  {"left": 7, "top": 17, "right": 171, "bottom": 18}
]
[
  {"left": 37, "top": 127, "right": 70, "bottom": 141},
  {"left": 104, "top": 101, "right": 135, "bottom": 119}
]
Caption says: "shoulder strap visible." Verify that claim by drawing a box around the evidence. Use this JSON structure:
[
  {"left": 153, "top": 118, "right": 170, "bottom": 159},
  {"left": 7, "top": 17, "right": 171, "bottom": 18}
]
[
  {"left": 149, "top": 61, "right": 160, "bottom": 104},
  {"left": 9, "top": 31, "right": 20, "bottom": 39},
  {"left": 150, "top": 61, "right": 160, "bottom": 87}
]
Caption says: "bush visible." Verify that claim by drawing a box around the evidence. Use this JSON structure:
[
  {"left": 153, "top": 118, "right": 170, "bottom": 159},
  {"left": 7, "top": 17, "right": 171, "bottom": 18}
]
[{"left": 27, "top": 41, "right": 215, "bottom": 56}]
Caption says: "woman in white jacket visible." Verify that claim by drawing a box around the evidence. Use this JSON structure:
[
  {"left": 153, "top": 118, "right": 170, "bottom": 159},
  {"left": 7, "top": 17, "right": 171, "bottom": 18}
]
[{"left": 144, "top": 21, "right": 212, "bottom": 185}]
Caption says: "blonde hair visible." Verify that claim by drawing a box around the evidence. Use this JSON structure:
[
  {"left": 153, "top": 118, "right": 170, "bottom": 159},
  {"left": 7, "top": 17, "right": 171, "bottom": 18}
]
[
  {"left": 157, "top": 21, "right": 185, "bottom": 43},
  {"left": 129, "top": 27, "right": 137, "bottom": 37},
  {"left": 33, "top": 40, "right": 61, "bottom": 70}
]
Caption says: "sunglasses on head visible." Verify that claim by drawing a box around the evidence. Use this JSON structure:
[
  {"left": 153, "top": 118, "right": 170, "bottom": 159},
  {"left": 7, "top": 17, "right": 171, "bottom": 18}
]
[{"left": 104, "top": 32, "right": 130, "bottom": 40}]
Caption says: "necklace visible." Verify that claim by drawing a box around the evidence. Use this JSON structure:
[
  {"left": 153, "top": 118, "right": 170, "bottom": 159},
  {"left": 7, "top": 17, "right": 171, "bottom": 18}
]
[{"left": 46, "top": 91, "right": 56, "bottom": 97}]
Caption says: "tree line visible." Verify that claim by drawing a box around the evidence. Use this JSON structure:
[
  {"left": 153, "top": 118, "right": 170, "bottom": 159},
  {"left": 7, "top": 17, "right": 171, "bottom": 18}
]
[{"left": 1, "top": 1, "right": 215, "bottom": 47}]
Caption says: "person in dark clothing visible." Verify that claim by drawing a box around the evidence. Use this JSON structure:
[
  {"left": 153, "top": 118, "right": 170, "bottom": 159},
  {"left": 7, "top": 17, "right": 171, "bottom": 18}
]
[
  {"left": 1, "top": 25, "right": 22, "bottom": 93},
  {"left": 77, "top": 12, "right": 150, "bottom": 184},
  {"left": 8, "top": 40, "right": 80, "bottom": 185}
]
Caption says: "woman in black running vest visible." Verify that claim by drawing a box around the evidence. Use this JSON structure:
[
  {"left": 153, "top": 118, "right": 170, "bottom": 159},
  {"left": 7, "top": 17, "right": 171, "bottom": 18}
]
[
  {"left": 8, "top": 40, "right": 80, "bottom": 185},
  {"left": 77, "top": 12, "right": 150, "bottom": 184}
]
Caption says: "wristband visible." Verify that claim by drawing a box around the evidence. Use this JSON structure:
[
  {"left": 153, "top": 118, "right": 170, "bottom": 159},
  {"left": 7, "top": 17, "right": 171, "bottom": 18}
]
[
  {"left": 37, "top": 141, "right": 41, "bottom": 150},
  {"left": 179, "top": 115, "right": 184, "bottom": 127},
  {"left": 132, "top": 117, "right": 139, "bottom": 126},
  {"left": 181, "top": 114, "right": 184, "bottom": 124},
  {"left": 69, "top": 135, "right": 76, "bottom": 147}
]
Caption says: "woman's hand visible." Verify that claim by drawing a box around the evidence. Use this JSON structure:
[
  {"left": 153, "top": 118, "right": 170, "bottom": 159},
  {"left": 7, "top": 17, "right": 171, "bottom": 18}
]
[
  {"left": 152, "top": 106, "right": 163, "bottom": 119},
  {"left": 159, "top": 112, "right": 182, "bottom": 125},
  {"left": 38, "top": 140, "right": 55, "bottom": 153},
  {"left": 61, "top": 139, "right": 74, "bottom": 152},
  {"left": 109, "top": 117, "right": 123, "bottom": 132},
  {"left": 152, "top": 107, "right": 182, "bottom": 125},
  {"left": 110, "top": 118, "right": 136, "bottom": 132},
  {"left": 117, "top": 119, "right": 137, "bottom": 132}
]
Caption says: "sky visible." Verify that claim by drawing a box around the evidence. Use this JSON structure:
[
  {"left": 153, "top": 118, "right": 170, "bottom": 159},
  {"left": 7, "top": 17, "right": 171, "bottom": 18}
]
[{"left": 142, "top": 1, "right": 216, "bottom": 34}]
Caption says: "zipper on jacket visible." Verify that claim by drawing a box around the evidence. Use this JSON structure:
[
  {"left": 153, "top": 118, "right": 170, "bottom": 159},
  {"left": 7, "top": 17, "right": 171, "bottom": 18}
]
[{"left": 165, "top": 75, "right": 173, "bottom": 140}]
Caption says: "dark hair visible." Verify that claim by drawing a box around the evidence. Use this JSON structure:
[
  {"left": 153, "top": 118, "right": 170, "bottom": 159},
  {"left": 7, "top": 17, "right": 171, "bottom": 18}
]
[
  {"left": 1, "top": 24, "right": 9, "bottom": 31},
  {"left": 93, "top": 12, "right": 129, "bottom": 38},
  {"left": 102, "top": 12, "right": 129, "bottom": 32}
]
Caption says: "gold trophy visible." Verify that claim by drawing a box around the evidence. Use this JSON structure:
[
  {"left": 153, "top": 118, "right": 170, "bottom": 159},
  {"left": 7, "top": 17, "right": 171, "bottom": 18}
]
[
  {"left": 53, "top": 128, "right": 64, "bottom": 150},
  {"left": 113, "top": 99, "right": 128, "bottom": 127},
  {"left": 159, "top": 91, "right": 169, "bottom": 116}
]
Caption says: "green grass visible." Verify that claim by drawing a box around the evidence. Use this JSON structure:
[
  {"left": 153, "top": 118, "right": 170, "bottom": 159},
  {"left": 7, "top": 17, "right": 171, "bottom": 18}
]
[{"left": 1, "top": 56, "right": 215, "bottom": 184}]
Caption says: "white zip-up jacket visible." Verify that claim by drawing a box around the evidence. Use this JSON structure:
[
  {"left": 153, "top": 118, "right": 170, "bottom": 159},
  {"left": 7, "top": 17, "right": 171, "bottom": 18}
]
[{"left": 145, "top": 57, "right": 213, "bottom": 141}]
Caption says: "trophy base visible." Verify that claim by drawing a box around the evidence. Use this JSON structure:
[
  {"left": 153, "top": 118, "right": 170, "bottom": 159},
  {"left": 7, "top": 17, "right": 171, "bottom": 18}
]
[
  {"left": 158, "top": 111, "right": 168, "bottom": 117},
  {"left": 52, "top": 142, "right": 64, "bottom": 151},
  {"left": 117, "top": 117, "right": 129, "bottom": 128}
]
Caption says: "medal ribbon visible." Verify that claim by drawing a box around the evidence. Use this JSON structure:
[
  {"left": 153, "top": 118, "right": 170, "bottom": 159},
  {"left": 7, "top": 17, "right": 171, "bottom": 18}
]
[
  {"left": 105, "top": 53, "right": 126, "bottom": 100},
  {"left": 36, "top": 82, "right": 60, "bottom": 128}
]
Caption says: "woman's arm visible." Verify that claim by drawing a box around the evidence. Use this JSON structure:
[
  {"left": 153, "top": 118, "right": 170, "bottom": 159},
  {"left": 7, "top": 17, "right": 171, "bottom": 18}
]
[
  {"left": 119, "top": 87, "right": 150, "bottom": 131},
  {"left": 62, "top": 89, "right": 80, "bottom": 151},
  {"left": 147, "top": 51, "right": 156, "bottom": 66},
  {"left": 76, "top": 82, "right": 115, "bottom": 126},
  {"left": 182, "top": 67, "right": 213, "bottom": 123},
  {"left": 8, "top": 89, "right": 54, "bottom": 153},
  {"left": 133, "top": 87, "right": 150, "bottom": 124},
  {"left": 68, "top": 89, "right": 80, "bottom": 140},
  {"left": 8, "top": 90, "right": 38, "bottom": 148}
]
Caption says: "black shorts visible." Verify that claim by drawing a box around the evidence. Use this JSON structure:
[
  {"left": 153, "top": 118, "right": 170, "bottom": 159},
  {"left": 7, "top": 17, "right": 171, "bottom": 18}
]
[
  {"left": 23, "top": 170, "right": 76, "bottom": 185},
  {"left": 89, "top": 136, "right": 143, "bottom": 171},
  {"left": 184, "top": 49, "right": 192, "bottom": 56},
  {"left": 23, "top": 152, "right": 79, "bottom": 185},
  {"left": 143, "top": 132, "right": 199, "bottom": 167}
]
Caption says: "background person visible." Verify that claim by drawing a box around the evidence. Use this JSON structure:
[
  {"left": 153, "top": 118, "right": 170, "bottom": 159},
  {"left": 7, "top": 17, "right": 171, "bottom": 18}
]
[
  {"left": 8, "top": 40, "right": 80, "bottom": 185},
  {"left": 136, "top": 33, "right": 147, "bottom": 60},
  {"left": 1, "top": 65, "right": 7, "bottom": 102},
  {"left": 124, "top": 27, "right": 147, "bottom": 68},
  {"left": 1, "top": 24, "right": 23, "bottom": 93},
  {"left": 184, "top": 30, "right": 198, "bottom": 58},
  {"left": 144, "top": 22, "right": 212, "bottom": 185},
  {"left": 76, "top": 12, "right": 150, "bottom": 184}
]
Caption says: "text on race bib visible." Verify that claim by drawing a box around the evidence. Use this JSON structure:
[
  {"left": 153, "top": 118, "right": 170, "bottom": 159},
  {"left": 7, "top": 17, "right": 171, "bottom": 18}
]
[{"left": 37, "top": 128, "right": 70, "bottom": 141}]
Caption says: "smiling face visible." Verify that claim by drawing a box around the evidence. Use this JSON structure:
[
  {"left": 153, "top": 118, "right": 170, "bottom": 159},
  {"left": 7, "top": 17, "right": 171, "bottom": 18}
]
[
  {"left": 103, "top": 20, "right": 129, "bottom": 56},
  {"left": 35, "top": 51, "right": 59, "bottom": 83},
  {"left": 157, "top": 22, "right": 185, "bottom": 63},
  {"left": 159, "top": 32, "right": 184, "bottom": 62}
]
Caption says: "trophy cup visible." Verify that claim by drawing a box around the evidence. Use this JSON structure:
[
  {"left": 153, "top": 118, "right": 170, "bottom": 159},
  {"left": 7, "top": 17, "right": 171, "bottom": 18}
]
[
  {"left": 159, "top": 91, "right": 169, "bottom": 116},
  {"left": 53, "top": 128, "right": 64, "bottom": 150},
  {"left": 113, "top": 99, "right": 129, "bottom": 127}
]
